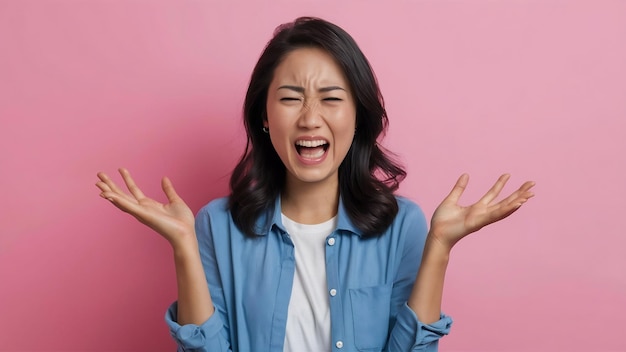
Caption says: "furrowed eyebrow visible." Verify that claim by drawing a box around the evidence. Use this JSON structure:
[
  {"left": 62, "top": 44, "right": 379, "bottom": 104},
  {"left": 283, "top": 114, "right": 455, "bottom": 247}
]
[
  {"left": 277, "top": 85, "right": 345, "bottom": 93},
  {"left": 277, "top": 85, "right": 305, "bottom": 93},
  {"left": 318, "top": 86, "right": 345, "bottom": 93}
]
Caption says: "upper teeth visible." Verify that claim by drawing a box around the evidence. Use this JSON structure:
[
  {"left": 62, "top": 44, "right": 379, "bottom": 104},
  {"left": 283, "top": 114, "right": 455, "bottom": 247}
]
[{"left": 295, "top": 140, "right": 327, "bottom": 147}]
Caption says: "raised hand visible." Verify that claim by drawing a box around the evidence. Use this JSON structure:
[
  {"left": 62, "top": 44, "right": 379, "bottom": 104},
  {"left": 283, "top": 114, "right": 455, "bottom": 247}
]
[
  {"left": 429, "top": 173, "right": 535, "bottom": 251},
  {"left": 95, "top": 168, "right": 196, "bottom": 247},
  {"left": 97, "top": 169, "right": 215, "bottom": 324}
]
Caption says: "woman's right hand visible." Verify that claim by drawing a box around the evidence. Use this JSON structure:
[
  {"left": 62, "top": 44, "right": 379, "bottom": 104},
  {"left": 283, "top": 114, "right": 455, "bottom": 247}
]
[
  {"left": 96, "top": 168, "right": 196, "bottom": 248},
  {"left": 98, "top": 168, "right": 216, "bottom": 327}
]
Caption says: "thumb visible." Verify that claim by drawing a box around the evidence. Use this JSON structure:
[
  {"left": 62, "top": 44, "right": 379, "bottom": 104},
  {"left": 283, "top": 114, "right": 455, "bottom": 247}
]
[
  {"left": 443, "top": 173, "right": 469, "bottom": 204},
  {"left": 162, "top": 177, "right": 182, "bottom": 203}
]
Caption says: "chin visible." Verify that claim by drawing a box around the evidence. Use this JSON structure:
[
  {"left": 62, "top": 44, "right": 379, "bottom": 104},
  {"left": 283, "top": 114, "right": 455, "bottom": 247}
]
[{"left": 289, "top": 168, "right": 337, "bottom": 185}]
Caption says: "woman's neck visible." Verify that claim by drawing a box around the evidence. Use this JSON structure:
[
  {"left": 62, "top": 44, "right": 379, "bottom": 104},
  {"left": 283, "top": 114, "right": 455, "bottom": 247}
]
[{"left": 281, "top": 176, "right": 339, "bottom": 225}]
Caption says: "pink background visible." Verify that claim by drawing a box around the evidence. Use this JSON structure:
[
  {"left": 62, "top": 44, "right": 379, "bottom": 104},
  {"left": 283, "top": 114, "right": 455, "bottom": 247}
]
[{"left": 1, "top": 1, "right": 625, "bottom": 351}]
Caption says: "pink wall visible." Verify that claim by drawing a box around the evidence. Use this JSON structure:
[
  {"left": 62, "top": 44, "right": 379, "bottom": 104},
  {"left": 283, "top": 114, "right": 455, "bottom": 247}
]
[{"left": 1, "top": 1, "right": 624, "bottom": 351}]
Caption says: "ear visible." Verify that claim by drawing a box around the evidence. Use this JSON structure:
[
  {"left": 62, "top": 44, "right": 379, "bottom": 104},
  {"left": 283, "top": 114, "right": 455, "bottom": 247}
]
[{"left": 262, "top": 110, "right": 268, "bottom": 126}]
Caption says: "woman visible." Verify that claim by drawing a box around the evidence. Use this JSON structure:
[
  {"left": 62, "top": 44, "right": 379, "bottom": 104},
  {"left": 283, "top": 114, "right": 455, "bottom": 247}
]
[{"left": 96, "top": 17, "right": 534, "bottom": 351}]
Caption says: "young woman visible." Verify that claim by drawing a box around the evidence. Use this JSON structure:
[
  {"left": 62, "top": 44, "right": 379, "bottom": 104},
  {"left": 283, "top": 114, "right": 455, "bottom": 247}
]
[{"left": 96, "top": 17, "right": 534, "bottom": 351}]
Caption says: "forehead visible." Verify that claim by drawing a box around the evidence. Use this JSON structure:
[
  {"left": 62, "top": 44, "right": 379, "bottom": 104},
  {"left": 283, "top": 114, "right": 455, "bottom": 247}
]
[{"left": 271, "top": 47, "right": 349, "bottom": 86}]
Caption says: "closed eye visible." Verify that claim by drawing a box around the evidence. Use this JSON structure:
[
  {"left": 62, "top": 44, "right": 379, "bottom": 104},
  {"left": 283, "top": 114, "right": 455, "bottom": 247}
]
[
  {"left": 280, "top": 97, "right": 301, "bottom": 101},
  {"left": 323, "top": 97, "right": 342, "bottom": 101}
]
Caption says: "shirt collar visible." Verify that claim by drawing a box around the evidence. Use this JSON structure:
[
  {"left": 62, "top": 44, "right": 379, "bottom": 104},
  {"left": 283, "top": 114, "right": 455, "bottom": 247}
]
[{"left": 257, "top": 195, "right": 363, "bottom": 237}]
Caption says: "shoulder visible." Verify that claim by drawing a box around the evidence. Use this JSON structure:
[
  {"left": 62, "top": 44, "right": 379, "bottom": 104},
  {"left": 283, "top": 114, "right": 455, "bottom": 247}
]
[
  {"left": 388, "top": 196, "right": 429, "bottom": 240},
  {"left": 197, "top": 196, "right": 230, "bottom": 217},
  {"left": 195, "top": 197, "right": 234, "bottom": 233},
  {"left": 194, "top": 197, "right": 239, "bottom": 245},
  {"left": 394, "top": 196, "right": 427, "bottom": 223}
]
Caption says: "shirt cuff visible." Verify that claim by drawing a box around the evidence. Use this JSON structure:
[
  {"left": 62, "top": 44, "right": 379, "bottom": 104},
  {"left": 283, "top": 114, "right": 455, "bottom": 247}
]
[
  {"left": 165, "top": 301, "right": 225, "bottom": 349},
  {"left": 394, "top": 303, "right": 453, "bottom": 349}
]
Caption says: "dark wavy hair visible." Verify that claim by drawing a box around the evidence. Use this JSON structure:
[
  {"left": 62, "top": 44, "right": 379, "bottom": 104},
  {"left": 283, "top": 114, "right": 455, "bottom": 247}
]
[{"left": 228, "top": 17, "right": 406, "bottom": 238}]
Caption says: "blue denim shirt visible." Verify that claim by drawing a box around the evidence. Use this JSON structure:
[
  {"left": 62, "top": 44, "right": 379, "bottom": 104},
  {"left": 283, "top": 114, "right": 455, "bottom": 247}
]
[{"left": 166, "top": 196, "right": 452, "bottom": 351}]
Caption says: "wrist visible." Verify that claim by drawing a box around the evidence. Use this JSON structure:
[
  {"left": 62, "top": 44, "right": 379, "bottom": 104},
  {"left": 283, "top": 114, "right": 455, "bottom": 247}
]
[
  {"left": 171, "top": 236, "right": 200, "bottom": 260},
  {"left": 424, "top": 234, "right": 452, "bottom": 263}
]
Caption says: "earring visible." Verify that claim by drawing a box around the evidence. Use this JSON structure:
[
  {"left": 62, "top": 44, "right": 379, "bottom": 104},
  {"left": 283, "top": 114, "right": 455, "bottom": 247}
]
[{"left": 262, "top": 126, "right": 269, "bottom": 134}]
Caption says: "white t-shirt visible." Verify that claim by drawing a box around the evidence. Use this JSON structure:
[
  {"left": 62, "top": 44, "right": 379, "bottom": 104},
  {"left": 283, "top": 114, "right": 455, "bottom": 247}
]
[{"left": 282, "top": 213, "right": 337, "bottom": 352}]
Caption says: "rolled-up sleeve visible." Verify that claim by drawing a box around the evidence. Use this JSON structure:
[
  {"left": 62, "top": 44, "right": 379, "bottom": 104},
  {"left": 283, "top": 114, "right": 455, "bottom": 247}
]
[
  {"left": 387, "top": 199, "right": 453, "bottom": 351},
  {"left": 388, "top": 303, "right": 453, "bottom": 351},
  {"left": 165, "top": 301, "right": 231, "bottom": 352},
  {"left": 164, "top": 201, "right": 233, "bottom": 352}
]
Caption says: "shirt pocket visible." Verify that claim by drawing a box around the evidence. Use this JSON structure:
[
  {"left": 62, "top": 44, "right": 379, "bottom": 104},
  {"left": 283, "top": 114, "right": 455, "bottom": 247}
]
[{"left": 349, "top": 284, "right": 392, "bottom": 351}]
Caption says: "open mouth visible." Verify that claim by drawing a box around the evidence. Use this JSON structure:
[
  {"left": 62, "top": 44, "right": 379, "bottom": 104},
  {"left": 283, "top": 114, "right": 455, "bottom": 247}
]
[{"left": 295, "top": 139, "right": 329, "bottom": 160}]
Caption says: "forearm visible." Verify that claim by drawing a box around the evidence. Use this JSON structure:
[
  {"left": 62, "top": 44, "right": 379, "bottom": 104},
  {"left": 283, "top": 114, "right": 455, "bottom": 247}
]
[
  {"left": 173, "top": 238, "right": 214, "bottom": 325},
  {"left": 407, "top": 234, "right": 451, "bottom": 324}
]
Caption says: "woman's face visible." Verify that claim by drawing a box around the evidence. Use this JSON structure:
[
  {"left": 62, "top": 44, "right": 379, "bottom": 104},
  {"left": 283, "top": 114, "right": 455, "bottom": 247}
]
[{"left": 265, "top": 47, "right": 356, "bottom": 188}]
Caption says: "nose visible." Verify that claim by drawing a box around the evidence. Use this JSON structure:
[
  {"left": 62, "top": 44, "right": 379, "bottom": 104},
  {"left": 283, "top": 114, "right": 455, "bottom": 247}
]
[{"left": 297, "top": 99, "right": 322, "bottom": 129}]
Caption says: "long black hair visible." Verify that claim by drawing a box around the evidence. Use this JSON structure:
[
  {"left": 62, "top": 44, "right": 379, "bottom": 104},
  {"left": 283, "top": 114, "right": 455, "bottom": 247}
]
[{"left": 229, "top": 17, "right": 406, "bottom": 238}]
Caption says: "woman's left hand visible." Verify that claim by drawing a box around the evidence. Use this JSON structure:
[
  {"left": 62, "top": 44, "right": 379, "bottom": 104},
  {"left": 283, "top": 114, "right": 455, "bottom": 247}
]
[{"left": 429, "top": 173, "right": 535, "bottom": 252}]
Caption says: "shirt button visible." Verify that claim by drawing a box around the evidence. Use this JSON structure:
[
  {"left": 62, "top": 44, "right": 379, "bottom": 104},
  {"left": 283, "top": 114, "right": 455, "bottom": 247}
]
[
  {"left": 327, "top": 238, "right": 336, "bottom": 246},
  {"left": 329, "top": 288, "right": 337, "bottom": 297},
  {"left": 336, "top": 340, "right": 343, "bottom": 349}
]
